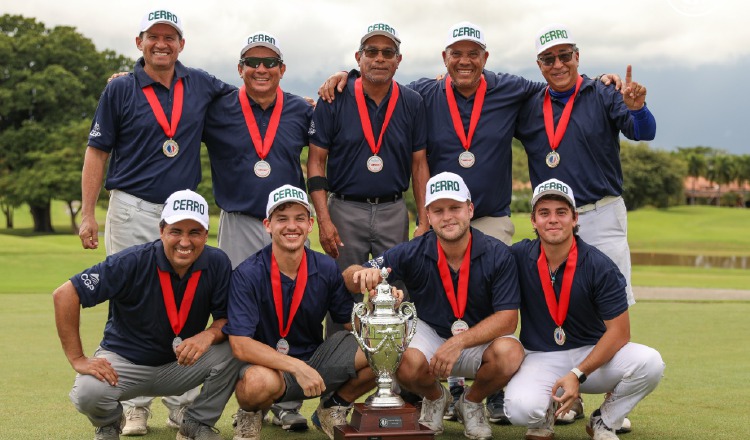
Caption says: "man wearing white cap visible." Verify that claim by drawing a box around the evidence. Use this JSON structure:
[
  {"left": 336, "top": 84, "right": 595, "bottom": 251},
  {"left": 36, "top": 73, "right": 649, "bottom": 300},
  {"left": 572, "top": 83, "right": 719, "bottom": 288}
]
[
  {"left": 54, "top": 189, "right": 241, "bottom": 440},
  {"left": 505, "top": 179, "right": 664, "bottom": 440},
  {"left": 343, "top": 172, "right": 523, "bottom": 440},
  {"left": 307, "top": 21, "right": 429, "bottom": 339},
  {"left": 78, "top": 10, "right": 236, "bottom": 432},
  {"left": 226, "top": 185, "right": 376, "bottom": 440}
]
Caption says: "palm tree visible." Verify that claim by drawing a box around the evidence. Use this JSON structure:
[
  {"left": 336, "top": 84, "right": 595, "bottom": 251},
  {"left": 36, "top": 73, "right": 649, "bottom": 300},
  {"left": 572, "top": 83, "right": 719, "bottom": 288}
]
[{"left": 685, "top": 153, "right": 707, "bottom": 205}]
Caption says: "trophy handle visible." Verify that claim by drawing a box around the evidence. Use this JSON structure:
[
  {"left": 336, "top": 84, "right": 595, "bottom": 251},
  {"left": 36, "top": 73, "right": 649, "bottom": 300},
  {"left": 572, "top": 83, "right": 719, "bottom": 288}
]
[
  {"left": 351, "top": 302, "right": 379, "bottom": 354},
  {"left": 399, "top": 301, "right": 418, "bottom": 347}
]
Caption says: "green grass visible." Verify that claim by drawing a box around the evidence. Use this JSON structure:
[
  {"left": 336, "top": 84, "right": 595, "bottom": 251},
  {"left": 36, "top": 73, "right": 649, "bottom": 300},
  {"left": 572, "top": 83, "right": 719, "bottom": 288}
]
[{"left": 2, "top": 293, "right": 748, "bottom": 439}]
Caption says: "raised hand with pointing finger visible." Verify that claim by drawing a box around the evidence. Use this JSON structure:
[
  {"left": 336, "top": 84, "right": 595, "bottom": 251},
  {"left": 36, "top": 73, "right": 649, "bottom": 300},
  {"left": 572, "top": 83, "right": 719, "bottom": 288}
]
[{"left": 622, "top": 65, "right": 647, "bottom": 110}]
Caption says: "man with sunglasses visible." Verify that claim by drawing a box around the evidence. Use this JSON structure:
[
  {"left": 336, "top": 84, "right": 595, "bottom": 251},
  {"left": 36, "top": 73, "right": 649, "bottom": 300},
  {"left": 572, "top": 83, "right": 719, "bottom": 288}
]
[
  {"left": 78, "top": 9, "right": 236, "bottom": 435},
  {"left": 307, "top": 22, "right": 429, "bottom": 338},
  {"left": 202, "top": 32, "right": 314, "bottom": 432}
]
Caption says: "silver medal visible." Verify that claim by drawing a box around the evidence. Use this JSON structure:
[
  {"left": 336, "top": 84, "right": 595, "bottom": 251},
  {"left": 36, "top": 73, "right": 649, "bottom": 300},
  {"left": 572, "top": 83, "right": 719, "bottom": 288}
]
[
  {"left": 366, "top": 155, "right": 384, "bottom": 173},
  {"left": 545, "top": 151, "right": 560, "bottom": 168},
  {"left": 254, "top": 160, "right": 271, "bottom": 178},
  {"left": 276, "top": 338, "right": 290, "bottom": 355},
  {"left": 172, "top": 336, "right": 183, "bottom": 353},
  {"left": 163, "top": 139, "right": 179, "bottom": 157},
  {"left": 458, "top": 151, "right": 475, "bottom": 168},
  {"left": 451, "top": 319, "right": 469, "bottom": 336},
  {"left": 554, "top": 326, "right": 566, "bottom": 346}
]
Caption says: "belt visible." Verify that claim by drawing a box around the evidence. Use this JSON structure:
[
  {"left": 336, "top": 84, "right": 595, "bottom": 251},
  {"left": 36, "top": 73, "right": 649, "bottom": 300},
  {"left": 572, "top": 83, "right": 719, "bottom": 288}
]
[
  {"left": 333, "top": 193, "right": 402, "bottom": 204},
  {"left": 577, "top": 195, "right": 620, "bottom": 214},
  {"left": 110, "top": 190, "right": 163, "bottom": 214}
]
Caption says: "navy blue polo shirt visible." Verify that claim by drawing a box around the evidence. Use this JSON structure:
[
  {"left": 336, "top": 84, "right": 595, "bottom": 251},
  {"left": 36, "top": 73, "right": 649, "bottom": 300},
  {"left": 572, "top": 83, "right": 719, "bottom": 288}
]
[
  {"left": 204, "top": 90, "right": 312, "bottom": 218},
  {"left": 88, "top": 58, "right": 235, "bottom": 204},
  {"left": 225, "top": 246, "right": 353, "bottom": 361},
  {"left": 70, "top": 241, "right": 232, "bottom": 366},
  {"left": 309, "top": 72, "right": 427, "bottom": 197},
  {"left": 511, "top": 236, "right": 628, "bottom": 352},
  {"left": 409, "top": 71, "right": 544, "bottom": 218},
  {"left": 363, "top": 228, "right": 520, "bottom": 339},
  {"left": 514, "top": 76, "right": 657, "bottom": 206}
]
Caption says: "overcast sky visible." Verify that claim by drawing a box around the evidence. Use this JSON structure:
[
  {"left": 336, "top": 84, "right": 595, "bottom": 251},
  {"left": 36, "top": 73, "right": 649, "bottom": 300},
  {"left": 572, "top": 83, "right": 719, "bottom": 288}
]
[{"left": 6, "top": 0, "right": 747, "bottom": 154}]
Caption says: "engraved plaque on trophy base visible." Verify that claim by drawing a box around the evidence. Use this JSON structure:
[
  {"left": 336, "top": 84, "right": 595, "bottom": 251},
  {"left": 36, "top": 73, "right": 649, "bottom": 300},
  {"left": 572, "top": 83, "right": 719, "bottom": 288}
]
[{"left": 334, "top": 403, "right": 434, "bottom": 440}]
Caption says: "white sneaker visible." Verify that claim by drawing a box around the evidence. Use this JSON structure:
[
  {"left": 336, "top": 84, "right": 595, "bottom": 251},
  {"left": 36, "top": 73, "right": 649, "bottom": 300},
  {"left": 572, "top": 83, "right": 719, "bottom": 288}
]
[
  {"left": 311, "top": 400, "right": 351, "bottom": 440},
  {"left": 556, "top": 396, "right": 585, "bottom": 424},
  {"left": 121, "top": 406, "right": 150, "bottom": 436},
  {"left": 454, "top": 392, "right": 492, "bottom": 440},
  {"left": 268, "top": 405, "right": 308, "bottom": 431},
  {"left": 418, "top": 384, "right": 450, "bottom": 434},
  {"left": 587, "top": 411, "right": 619, "bottom": 440},
  {"left": 525, "top": 400, "right": 555, "bottom": 440},
  {"left": 616, "top": 417, "right": 632, "bottom": 434},
  {"left": 232, "top": 409, "right": 262, "bottom": 440},
  {"left": 162, "top": 398, "right": 187, "bottom": 429}
]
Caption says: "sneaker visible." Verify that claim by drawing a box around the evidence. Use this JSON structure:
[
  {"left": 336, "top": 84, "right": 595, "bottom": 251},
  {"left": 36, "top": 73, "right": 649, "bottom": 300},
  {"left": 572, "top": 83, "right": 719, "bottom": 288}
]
[
  {"left": 95, "top": 415, "right": 125, "bottom": 440},
  {"left": 163, "top": 401, "right": 187, "bottom": 429},
  {"left": 525, "top": 400, "right": 555, "bottom": 440},
  {"left": 443, "top": 384, "right": 464, "bottom": 421},
  {"left": 418, "top": 384, "right": 450, "bottom": 434},
  {"left": 233, "top": 409, "right": 263, "bottom": 440},
  {"left": 454, "top": 392, "right": 492, "bottom": 440},
  {"left": 486, "top": 390, "right": 510, "bottom": 424},
  {"left": 176, "top": 416, "right": 222, "bottom": 440},
  {"left": 586, "top": 411, "right": 619, "bottom": 440},
  {"left": 555, "top": 396, "right": 585, "bottom": 425},
  {"left": 311, "top": 400, "right": 351, "bottom": 440},
  {"left": 121, "top": 406, "right": 150, "bottom": 436},
  {"left": 616, "top": 417, "right": 632, "bottom": 434},
  {"left": 268, "top": 405, "right": 308, "bottom": 431}
]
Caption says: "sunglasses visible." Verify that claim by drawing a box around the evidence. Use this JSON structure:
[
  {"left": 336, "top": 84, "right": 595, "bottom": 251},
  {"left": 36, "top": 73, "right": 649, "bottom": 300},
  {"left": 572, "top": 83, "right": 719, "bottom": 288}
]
[
  {"left": 361, "top": 47, "right": 399, "bottom": 59},
  {"left": 537, "top": 51, "right": 575, "bottom": 67},
  {"left": 239, "top": 57, "right": 282, "bottom": 69}
]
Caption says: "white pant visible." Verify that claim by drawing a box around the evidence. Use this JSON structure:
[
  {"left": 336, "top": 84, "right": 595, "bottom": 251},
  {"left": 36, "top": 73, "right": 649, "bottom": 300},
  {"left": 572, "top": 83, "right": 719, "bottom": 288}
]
[
  {"left": 105, "top": 190, "right": 162, "bottom": 256},
  {"left": 504, "top": 343, "right": 664, "bottom": 431},
  {"left": 577, "top": 197, "right": 635, "bottom": 306}
]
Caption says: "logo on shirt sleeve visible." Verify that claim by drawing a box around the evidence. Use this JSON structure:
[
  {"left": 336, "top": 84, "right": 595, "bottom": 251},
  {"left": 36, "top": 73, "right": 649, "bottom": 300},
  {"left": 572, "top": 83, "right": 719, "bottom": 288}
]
[
  {"left": 89, "top": 122, "right": 102, "bottom": 137},
  {"left": 80, "top": 273, "right": 100, "bottom": 291},
  {"left": 307, "top": 120, "right": 316, "bottom": 136},
  {"left": 366, "top": 256, "right": 384, "bottom": 269}
]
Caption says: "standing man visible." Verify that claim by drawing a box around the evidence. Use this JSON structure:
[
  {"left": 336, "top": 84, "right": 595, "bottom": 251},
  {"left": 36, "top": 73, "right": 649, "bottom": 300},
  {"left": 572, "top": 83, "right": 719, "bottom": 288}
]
[
  {"left": 54, "top": 190, "right": 242, "bottom": 440},
  {"left": 225, "top": 185, "right": 376, "bottom": 440},
  {"left": 307, "top": 22, "right": 429, "bottom": 337},
  {"left": 515, "top": 24, "right": 656, "bottom": 308},
  {"left": 343, "top": 172, "right": 524, "bottom": 440},
  {"left": 505, "top": 179, "right": 664, "bottom": 440},
  {"left": 77, "top": 9, "right": 234, "bottom": 434}
]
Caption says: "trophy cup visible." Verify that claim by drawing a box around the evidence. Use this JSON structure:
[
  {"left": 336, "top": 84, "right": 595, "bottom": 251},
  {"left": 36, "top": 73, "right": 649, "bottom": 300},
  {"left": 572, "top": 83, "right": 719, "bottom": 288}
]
[{"left": 334, "top": 268, "right": 434, "bottom": 439}]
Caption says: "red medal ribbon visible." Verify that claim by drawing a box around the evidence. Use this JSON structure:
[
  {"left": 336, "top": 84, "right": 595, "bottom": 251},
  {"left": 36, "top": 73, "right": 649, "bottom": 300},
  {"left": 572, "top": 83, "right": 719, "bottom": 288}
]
[
  {"left": 445, "top": 75, "right": 487, "bottom": 152},
  {"left": 536, "top": 239, "right": 578, "bottom": 327},
  {"left": 354, "top": 78, "right": 399, "bottom": 156},
  {"left": 543, "top": 75, "right": 583, "bottom": 152},
  {"left": 271, "top": 251, "right": 308, "bottom": 339},
  {"left": 238, "top": 86, "right": 284, "bottom": 160},
  {"left": 142, "top": 79, "right": 184, "bottom": 139},
  {"left": 436, "top": 235, "right": 472, "bottom": 320},
  {"left": 157, "top": 267, "right": 202, "bottom": 336}
]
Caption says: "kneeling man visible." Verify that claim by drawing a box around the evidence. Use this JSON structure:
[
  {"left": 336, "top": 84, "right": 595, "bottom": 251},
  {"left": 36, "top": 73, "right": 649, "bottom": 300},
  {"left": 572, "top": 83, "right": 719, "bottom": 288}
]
[
  {"left": 505, "top": 179, "right": 665, "bottom": 440},
  {"left": 226, "top": 185, "right": 375, "bottom": 440},
  {"left": 54, "top": 190, "right": 241, "bottom": 440},
  {"left": 344, "top": 172, "right": 523, "bottom": 440}
]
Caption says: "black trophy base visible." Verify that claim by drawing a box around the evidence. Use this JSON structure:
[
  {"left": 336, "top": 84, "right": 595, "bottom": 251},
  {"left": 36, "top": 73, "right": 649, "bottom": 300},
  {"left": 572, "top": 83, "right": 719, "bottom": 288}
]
[{"left": 334, "top": 403, "right": 435, "bottom": 440}]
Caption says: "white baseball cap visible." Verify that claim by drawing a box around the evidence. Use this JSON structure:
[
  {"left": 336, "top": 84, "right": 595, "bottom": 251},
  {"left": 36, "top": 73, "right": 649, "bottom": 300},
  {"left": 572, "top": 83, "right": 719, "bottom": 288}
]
[
  {"left": 531, "top": 178, "right": 576, "bottom": 209},
  {"left": 140, "top": 9, "right": 183, "bottom": 37},
  {"left": 240, "top": 31, "right": 283, "bottom": 59},
  {"left": 446, "top": 21, "right": 486, "bottom": 49},
  {"left": 535, "top": 24, "right": 576, "bottom": 55},
  {"left": 266, "top": 185, "right": 310, "bottom": 219},
  {"left": 360, "top": 22, "right": 401, "bottom": 48},
  {"left": 425, "top": 172, "right": 471, "bottom": 207},
  {"left": 161, "top": 190, "right": 209, "bottom": 229}
]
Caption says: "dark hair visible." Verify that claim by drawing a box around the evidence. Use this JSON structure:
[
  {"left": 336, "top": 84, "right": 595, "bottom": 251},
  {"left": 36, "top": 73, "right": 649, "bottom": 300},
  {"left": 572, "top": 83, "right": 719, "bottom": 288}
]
[{"left": 269, "top": 202, "right": 310, "bottom": 220}]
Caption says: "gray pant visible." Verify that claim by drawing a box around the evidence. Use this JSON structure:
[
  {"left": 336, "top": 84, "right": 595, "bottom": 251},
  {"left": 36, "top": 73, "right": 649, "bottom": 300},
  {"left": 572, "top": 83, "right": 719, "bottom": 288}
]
[
  {"left": 326, "top": 196, "right": 409, "bottom": 337},
  {"left": 69, "top": 343, "right": 242, "bottom": 428}
]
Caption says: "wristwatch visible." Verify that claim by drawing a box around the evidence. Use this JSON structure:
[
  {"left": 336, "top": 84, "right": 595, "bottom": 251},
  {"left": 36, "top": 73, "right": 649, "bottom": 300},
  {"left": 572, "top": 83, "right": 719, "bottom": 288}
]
[{"left": 571, "top": 367, "right": 587, "bottom": 384}]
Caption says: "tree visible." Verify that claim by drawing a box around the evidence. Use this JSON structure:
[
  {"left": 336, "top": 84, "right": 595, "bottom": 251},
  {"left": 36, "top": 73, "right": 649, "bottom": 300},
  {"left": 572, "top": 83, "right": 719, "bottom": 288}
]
[
  {"left": 0, "top": 15, "right": 132, "bottom": 232},
  {"left": 685, "top": 152, "right": 707, "bottom": 205},
  {"left": 620, "top": 141, "right": 685, "bottom": 210}
]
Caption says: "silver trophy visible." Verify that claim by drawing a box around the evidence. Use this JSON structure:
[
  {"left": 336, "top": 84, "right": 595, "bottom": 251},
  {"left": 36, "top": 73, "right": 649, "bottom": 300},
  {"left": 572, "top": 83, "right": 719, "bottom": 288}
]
[{"left": 351, "top": 268, "right": 418, "bottom": 408}]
